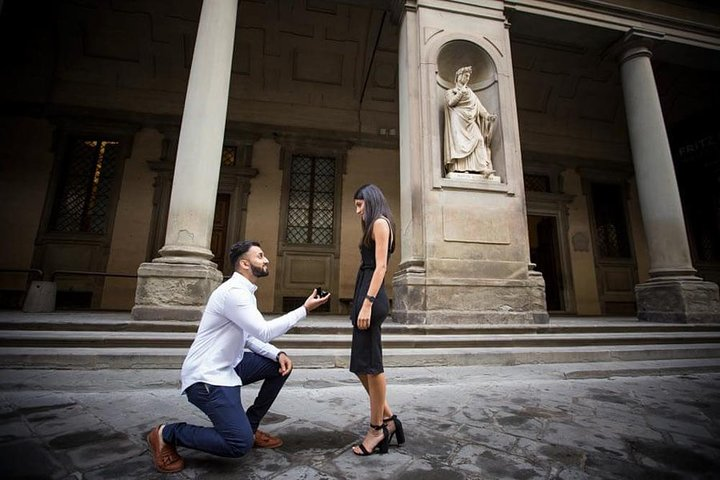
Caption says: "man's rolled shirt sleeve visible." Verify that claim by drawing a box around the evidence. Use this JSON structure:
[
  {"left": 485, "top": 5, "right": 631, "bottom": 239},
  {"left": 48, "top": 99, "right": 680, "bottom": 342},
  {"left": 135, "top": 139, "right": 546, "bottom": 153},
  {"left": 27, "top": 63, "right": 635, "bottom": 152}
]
[{"left": 245, "top": 335, "right": 281, "bottom": 361}]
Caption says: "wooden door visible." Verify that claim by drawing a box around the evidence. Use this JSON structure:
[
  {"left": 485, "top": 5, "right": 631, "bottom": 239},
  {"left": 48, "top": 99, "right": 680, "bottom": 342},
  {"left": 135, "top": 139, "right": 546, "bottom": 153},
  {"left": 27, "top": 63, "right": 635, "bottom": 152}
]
[
  {"left": 211, "top": 193, "right": 231, "bottom": 274},
  {"left": 588, "top": 182, "right": 638, "bottom": 315}
]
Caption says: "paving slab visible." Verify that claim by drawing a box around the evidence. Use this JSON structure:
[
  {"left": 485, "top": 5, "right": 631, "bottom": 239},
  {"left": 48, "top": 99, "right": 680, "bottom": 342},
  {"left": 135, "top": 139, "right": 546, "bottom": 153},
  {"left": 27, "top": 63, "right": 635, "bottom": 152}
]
[{"left": 0, "top": 364, "right": 719, "bottom": 479}]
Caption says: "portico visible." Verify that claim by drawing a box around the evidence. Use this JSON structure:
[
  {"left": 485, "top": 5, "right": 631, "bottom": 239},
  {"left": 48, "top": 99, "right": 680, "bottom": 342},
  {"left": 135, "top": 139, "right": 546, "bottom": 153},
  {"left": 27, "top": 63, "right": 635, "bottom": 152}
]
[
  {"left": 0, "top": 0, "right": 718, "bottom": 323},
  {"left": 130, "top": 0, "right": 719, "bottom": 323}
]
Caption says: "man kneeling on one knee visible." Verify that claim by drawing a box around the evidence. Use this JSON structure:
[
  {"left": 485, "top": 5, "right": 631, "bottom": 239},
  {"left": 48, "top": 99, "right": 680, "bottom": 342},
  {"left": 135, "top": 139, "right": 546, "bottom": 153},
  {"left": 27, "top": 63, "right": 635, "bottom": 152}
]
[{"left": 147, "top": 240, "right": 331, "bottom": 473}]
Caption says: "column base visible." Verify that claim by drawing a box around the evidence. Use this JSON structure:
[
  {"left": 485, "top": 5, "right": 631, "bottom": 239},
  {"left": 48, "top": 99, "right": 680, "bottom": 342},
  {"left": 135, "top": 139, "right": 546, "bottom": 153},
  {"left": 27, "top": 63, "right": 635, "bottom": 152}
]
[
  {"left": 131, "top": 262, "right": 223, "bottom": 321},
  {"left": 391, "top": 269, "right": 549, "bottom": 325},
  {"left": 636, "top": 278, "right": 720, "bottom": 323}
]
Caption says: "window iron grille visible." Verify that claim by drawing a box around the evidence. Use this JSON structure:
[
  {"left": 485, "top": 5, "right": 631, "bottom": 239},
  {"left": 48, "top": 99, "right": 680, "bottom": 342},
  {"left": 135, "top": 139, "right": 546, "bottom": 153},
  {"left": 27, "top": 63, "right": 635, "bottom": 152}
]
[
  {"left": 524, "top": 174, "right": 551, "bottom": 193},
  {"left": 285, "top": 155, "right": 336, "bottom": 245},
  {"left": 222, "top": 146, "right": 237, "bottom": 166},
  {"left": 50, "top": 139, "right": 120, "bottom": 234},
  {"left": 591, "top": 183, "right": 632, "bottom": 259}
]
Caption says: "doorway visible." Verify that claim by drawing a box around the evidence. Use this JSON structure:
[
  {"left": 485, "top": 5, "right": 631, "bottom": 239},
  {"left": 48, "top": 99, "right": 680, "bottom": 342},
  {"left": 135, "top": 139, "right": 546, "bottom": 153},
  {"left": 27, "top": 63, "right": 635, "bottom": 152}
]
[
  {"left": 527, "top": 215, "right": 564, "bottom": 311},
  {"left": 211, "top": 193, "right": 231, "bottom": 273},
  {"left": 275, "top": 150, "right": 343, "bottom": 314},
  {"left": 587, "top": 181, "right": 638, "bottom": 315}
]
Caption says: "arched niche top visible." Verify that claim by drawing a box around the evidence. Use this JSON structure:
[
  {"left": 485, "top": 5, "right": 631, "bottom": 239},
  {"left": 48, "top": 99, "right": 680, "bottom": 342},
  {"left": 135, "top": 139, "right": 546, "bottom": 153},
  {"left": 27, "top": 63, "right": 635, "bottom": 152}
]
[{"left": 437, "top": 40, "right": 496, "bottom": 91}]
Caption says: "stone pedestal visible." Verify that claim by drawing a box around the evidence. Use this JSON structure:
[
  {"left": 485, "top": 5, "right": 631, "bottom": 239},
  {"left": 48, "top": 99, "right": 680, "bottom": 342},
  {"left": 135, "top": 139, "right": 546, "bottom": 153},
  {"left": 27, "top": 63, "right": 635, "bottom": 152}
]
[
  {"left": 132, "top": 262, "right": 223, "bottom": 321},
  {"left": 392, "top": 1, "right": 547, "bottom": 324},
  {"left": 446, "top": 171, "right": 501, "bottom": 183},
  {"left": 22, "top": 281, "right": 56, "bottom": 313},
  {"left": 636, "top": 279, "right": 720, "bottom": 323},
  {"left": 393, "top": 266, "right": 548, "bottom": 324}
]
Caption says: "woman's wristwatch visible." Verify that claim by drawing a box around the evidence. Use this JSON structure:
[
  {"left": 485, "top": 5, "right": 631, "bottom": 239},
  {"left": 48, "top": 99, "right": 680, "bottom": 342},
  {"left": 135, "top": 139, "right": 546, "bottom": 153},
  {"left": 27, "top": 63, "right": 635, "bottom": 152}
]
[
  {"left": 276, "top": 351, "right": 286, "bottom": 362},
  {"left": 365, "top": 294, "right": 376, "bottom": 303}
]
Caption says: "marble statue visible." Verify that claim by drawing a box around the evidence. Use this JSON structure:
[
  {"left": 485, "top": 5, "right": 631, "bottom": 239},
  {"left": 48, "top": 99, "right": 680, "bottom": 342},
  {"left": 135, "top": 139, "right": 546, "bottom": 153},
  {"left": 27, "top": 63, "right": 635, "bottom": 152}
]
[{"left": 444, "top": 66, "right": 498, "bottom": 179}]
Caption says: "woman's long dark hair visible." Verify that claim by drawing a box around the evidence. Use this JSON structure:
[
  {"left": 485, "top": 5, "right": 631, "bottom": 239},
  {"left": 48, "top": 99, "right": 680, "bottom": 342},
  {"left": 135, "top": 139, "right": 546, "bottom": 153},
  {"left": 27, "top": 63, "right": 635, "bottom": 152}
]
[{"left": 354, "top": 184, "right": 395, "bottom": 253}]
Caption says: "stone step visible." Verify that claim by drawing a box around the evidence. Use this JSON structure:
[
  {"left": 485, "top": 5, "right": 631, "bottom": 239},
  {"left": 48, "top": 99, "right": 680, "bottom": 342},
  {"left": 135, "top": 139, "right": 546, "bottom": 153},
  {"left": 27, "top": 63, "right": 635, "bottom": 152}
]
[
  {"left": 1, "top": 343, "right": 719, "bottom": 369},
  {"left": 297, "top": 323, "right": 720, "bottom": 335},
  {"left": 2, "top": 330, "right": 720, "bottom": 349},
  {"left": 2, "top": 319, "right": 720, "bottom": 335},
  {"left": 3, "top": 313, "right": 719, "bottom": 370}
]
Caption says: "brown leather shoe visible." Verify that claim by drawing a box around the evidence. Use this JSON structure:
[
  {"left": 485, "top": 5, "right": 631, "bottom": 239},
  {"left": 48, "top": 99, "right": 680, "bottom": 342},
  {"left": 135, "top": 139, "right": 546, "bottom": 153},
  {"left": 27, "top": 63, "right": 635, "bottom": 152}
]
[
  {"left": 253, "top": 430, "right": 283, "bottom": 448},
  {"left": 147, "top": 425, "right": 184, "bottom": 473}
]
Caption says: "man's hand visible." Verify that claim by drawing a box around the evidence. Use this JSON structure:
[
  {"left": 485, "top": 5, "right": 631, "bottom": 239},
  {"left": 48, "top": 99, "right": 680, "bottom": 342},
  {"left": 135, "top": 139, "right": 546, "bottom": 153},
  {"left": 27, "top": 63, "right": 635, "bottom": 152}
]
[
  {"left": 277, "top": 352, "right": 293, "bottom": 376},
  {"left": 303, "top": 288, "right": 331, "bottom": 312}
]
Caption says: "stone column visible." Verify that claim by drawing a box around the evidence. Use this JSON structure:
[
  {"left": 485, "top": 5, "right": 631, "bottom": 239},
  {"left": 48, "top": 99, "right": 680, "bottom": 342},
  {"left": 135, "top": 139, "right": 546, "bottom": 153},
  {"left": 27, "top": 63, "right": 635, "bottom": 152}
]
[
  {"left": 132, "top": 0, "right": 238, "bottom": 321},
  {"left": 619, "top": 41, "right": 719, "bottom": 322}
]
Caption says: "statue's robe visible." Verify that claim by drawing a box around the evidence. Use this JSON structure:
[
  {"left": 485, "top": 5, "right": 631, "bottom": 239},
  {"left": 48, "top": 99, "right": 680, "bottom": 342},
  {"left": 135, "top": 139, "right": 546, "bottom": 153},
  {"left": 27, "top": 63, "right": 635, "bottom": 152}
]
[{"left": 444, "top": 87, "right": 494, "bottom": 174}]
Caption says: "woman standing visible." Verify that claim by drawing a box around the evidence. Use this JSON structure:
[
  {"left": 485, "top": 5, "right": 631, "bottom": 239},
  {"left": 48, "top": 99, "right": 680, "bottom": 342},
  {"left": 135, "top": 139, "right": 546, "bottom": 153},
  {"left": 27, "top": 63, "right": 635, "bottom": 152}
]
[{"left": 350, "top": 184, "right": 405, "bottom": 456}]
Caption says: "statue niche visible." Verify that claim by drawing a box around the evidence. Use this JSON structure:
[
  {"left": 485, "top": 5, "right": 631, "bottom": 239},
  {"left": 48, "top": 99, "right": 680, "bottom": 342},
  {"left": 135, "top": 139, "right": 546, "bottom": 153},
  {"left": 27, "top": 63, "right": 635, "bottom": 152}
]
[{"left": 443, "top": 65, "right": 499, "bottom": 182}]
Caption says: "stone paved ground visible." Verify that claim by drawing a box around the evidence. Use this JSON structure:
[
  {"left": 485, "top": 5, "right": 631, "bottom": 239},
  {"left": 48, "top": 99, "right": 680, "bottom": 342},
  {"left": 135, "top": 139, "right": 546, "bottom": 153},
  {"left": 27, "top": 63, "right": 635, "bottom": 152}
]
[{"left": 0, "top": 365, "right": 718, "bottom": 479}]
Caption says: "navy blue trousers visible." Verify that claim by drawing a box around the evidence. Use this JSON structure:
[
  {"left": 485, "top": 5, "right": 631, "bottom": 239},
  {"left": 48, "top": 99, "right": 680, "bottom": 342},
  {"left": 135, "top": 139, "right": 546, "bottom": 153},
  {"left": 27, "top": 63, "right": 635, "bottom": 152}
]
[{"left": 162, "top": 352, "right": 289, "bottom": 458}]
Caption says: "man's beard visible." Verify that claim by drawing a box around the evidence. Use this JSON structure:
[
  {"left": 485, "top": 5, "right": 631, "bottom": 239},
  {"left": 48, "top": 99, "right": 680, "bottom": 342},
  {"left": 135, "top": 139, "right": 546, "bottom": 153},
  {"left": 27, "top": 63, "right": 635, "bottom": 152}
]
[{"left": 251, "top": 264, "right": 269, "bottom": 277}]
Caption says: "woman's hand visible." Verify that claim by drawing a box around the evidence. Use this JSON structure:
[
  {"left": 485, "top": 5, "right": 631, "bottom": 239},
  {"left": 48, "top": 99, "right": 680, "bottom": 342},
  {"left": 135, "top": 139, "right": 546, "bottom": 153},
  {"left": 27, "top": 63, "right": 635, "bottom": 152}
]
[{"left": 357, "top": 301, "right": 372, "bottom": 330}]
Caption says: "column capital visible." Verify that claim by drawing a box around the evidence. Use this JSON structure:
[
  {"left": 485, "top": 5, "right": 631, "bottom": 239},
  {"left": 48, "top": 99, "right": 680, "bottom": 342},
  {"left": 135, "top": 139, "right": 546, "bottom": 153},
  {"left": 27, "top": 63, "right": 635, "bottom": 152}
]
[
  {"left": 619, "top": 43, "right": 653, "bottom": 65},
  {"left": 603, "top": 27, "right": 664, "bottom": 64},
  {"left": 618, "top": 27, "right": 661, "bottom": 64}
]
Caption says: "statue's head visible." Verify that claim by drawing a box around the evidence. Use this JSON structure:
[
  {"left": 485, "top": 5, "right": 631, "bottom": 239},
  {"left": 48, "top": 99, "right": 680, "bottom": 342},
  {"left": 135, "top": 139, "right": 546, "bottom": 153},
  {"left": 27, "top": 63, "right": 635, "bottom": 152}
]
[{"left": 455, "top": 66, "right": 472, "bottom": 84}]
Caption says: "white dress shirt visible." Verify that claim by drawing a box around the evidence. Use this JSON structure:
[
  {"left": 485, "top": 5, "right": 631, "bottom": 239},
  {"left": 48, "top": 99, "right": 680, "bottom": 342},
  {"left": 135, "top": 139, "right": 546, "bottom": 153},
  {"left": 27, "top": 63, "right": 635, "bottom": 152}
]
[{"left": 180, "top": 272, "right": 306, "bottom": 393}]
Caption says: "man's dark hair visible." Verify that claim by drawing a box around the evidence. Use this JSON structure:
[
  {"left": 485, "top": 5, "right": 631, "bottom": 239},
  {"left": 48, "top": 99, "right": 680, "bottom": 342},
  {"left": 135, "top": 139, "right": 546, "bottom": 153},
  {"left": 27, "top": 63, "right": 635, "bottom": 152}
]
[{"left": 229, "top": 241, "right": 261, "bottom": 269}]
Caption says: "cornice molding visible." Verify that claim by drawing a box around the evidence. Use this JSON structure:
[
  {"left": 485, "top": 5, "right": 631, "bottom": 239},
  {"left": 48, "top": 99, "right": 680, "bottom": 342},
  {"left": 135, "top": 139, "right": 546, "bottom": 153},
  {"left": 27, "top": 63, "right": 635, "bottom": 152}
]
[
  {"left": 505, "top": 0, "right": 720, "bottom": 51},
  {"left": 272, "top": 132, "right": 354, "bottom": 152},
  {"left": 0, "top": 102, "right": 399, "bottom": 151}
]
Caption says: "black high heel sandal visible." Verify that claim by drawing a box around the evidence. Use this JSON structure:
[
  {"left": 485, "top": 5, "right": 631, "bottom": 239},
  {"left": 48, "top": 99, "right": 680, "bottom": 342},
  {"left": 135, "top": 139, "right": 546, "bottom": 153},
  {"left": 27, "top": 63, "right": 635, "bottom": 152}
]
[
  {"left": 383, "top": 415, "right": 405, "bottom": 446},
  {"left": 353, "top": 423, "right": 389, "bottom": 456}
]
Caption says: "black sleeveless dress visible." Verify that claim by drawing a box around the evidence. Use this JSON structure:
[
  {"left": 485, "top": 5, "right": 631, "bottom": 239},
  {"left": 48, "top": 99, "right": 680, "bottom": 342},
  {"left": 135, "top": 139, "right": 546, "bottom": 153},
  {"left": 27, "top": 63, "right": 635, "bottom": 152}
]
[{"left": 349, "top": 234, "right": 391, "bottom": 375}]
